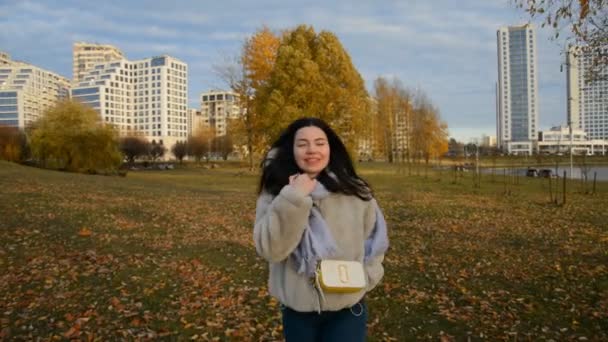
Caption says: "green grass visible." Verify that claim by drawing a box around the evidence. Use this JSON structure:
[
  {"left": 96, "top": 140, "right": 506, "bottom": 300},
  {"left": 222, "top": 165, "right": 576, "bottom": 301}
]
[{"left": 1, "top": 160, "right": 607, "bottom": 341}]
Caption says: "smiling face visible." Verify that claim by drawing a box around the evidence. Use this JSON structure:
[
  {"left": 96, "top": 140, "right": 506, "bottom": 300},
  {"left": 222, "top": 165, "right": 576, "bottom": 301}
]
[{"left": 293, "top": 125, "right": 330, "bottom": 178}]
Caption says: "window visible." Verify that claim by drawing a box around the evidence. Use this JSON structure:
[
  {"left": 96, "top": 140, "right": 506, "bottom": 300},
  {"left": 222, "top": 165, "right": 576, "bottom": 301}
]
[
  {"left": 0, "top": 119, "right": 18, "bottom": 126},
  {"left": 0, "top": 98, "right": 17, "bottom": 105},
  {"left": 72, "top": 87, "right": 99, "bottom": 96},
  {"left": 151, "top": 57, "right": 166, "bottom": 67}
]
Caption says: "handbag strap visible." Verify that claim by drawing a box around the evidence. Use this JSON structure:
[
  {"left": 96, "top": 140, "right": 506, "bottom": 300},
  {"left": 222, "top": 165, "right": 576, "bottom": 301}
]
[{"left": 313, "top": 265, "right": 325, "bottom": 313}]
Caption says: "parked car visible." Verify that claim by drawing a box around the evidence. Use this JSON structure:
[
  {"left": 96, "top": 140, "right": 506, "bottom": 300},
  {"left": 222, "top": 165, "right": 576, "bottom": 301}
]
[
  {"left": 526, "top": 168, "right": 538, "bottom": 177},
  {"left": 539, "top": 169, "right": 554, "bottom": 178}
]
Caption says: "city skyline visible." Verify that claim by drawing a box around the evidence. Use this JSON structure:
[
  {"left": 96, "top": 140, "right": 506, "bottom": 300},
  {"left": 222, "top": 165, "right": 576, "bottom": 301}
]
[{"left": 1, "top": 0, "right": 572, "bottom": 142}]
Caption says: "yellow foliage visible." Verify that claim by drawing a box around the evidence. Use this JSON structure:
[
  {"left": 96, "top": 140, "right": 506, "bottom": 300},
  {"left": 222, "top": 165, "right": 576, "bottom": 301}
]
[
  {"left": 242, "top": 25, "right": 280, "bottom": 90},
  {"left": 256, "top": 25, "right": 370, "bottom": 152},
  {"left": 30, "top": 100, "right": 122, "bottom": 172}
]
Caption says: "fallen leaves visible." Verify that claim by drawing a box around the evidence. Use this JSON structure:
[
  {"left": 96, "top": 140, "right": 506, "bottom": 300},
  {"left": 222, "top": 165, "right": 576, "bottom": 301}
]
[
  {"left": 78, "top": 227, "right": 92, "bottom": 237},
  {"left": 0, "top": 162, "right": 606, "bottom": 340}
]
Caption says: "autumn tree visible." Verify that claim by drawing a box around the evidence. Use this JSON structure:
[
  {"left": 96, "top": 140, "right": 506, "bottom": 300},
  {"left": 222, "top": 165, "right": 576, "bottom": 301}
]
[
  {"left": 187, "top": 126, "right": 215, "bottom": 163},
  {"left": 357, "top": 98, "right": 376, "bottom": 162},
  {"left": 171, "top": 140, "right": 187, "bottom": 163},
  {"left": 373, "top": 77, "right": 396, "bottom": 162},
  {"left": 212, "top": 134, "right": 234, "bottom": 160},
  {"left": 409, "top": 92, "right": 449, "bottom": 168},
  {"left": 215, "top": 26, "right": 280, "bottom": 170},
  {"left": 373, "top": 77, "right": 412, "bottom": 163},
  {"left": 187, "top": 135, "right": 207, "bottom": 163},
  {"left": 149, "top": 141, "right": 166, "bottom": 161},
  {"left": 448, "top": 138, "right": 464, "bottom": 158},
  {"left": 514, "top": 0, "right": 607, "bottom": 82},
  {"left": 431, "top": 120, "right": 449, "bottom": 162},
  {"left": 119, "top": 136, "right": 149, "bottom": 164},
  {"left": 257, "top": 25, "right": 370, "bottom": 153},
  {"left": 30, "top": 100, "right": 122, "bottom": 173},
  {"left": 0, "top": 126, "right": 29, "bottom": 162},
  {"left": 226, "top": 118, "right": 247, "bottom": 160},
  {"left": 396, "top": 87, "right": 413, "bottom": 164}
]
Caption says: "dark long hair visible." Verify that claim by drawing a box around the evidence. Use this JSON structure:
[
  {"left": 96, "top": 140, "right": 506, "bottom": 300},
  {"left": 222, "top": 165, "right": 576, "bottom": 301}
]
[{"left": 258, "top": 117, "right": 372, "bottom": 201}]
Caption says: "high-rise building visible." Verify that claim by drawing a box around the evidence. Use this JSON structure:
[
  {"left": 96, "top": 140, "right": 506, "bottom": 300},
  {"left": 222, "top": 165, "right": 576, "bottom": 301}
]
[
  {"left": 496, "top": 24, "right": 539, "bottom": 155},
  {"left": 0, "top": 56, "right": 70, "bottom": 128},
  {"left": 188, "top": 108, "right": 209, "bottom": 136},
  {"left": 567, "top": 45, "right": 608, "bottom": 140},
  {"left": 73, "top": 42, "right": 124, "bottom": 82},
  {"left": 200, "top": 90, "right": 242, "bottom": 136},
  {"left": 481, "top": 135, "right": 497, "bottom": 148},
  {"left": 71, "top": 55, "right": 188, "bottom": 149}
]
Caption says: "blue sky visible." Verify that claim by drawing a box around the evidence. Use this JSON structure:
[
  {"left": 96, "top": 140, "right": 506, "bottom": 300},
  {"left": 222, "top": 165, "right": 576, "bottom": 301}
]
[{"left": 0, "top": 0, "right": 571, "bottom": 142}]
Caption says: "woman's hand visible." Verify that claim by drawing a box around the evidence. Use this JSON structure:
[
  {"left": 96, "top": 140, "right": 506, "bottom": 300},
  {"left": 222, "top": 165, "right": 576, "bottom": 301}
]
[{"left": 289, "top": 173, "right": 317, "bottom": 195}]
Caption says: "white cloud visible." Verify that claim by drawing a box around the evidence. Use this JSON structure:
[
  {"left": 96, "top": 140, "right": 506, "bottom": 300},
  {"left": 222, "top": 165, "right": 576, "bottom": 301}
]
[
  {"left": 207, "top": 31, "right": 247, "bottom": 42},
  {"left": 335, "top": 17, "right": 412, "bottom": 35}
]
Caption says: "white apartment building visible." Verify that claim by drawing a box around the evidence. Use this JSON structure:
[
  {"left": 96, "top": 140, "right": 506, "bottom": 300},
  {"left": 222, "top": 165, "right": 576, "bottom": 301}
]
[
  {"left": 357, "top": 97, "right": 377, "bottom": 161},
  {"left": 71, "top": 55, "right": 188, "bottom": 149},
  {"left": 481, "top": 135, "right": 497, "bottom": 147},
  {"left": 200, "top": 90, "right": 242, "bottom": 136},
  {"left": 392, "top": 108, "right": 409, "bottom": 161},
  {"left": 567, "top": 45, "right": 608, "bottom": 140},
  {"left": 73, "top": 42, "right": 124, "bottom": 83},
  {"left": 0, "top": 58, "right": 70, "bottom": 128},
  {"left": 1, "top": 52, "right": 13, "bottom": 66},
  {"left": 188, "top": 108, "right": 209, "bottom": 136},
  {"left": 0, "top": 51, "right": 28, "bottom": 68},
  {"left": 537, "top": 125, "right": 607, "bottom": 155},
  {"left": 496, "top": 24, "right": 539, "bottom": 155}
]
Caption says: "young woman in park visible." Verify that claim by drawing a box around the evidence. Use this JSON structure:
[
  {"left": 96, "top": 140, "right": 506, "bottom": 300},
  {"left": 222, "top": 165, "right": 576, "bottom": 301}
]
[{"left": 253, "top": 117, "right": 389, "bottom": 341}]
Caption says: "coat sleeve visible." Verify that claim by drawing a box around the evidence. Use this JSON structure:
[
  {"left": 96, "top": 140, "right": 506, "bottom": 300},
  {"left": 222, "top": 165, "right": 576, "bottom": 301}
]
[
  {"left": 363, "top": 198, "right": 386, "bottom": 292},
  {"left": 253, "top": 185, "right": 313, "bottom": 263}
]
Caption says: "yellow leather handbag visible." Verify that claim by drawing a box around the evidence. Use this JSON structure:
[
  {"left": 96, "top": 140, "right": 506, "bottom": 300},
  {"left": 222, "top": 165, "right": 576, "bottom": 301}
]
[{"left": 316, "top": 260, "right": 366, "bottom": 293}]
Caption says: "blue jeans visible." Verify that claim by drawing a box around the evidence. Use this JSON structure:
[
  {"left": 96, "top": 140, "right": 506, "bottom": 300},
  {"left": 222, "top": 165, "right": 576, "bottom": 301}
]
[{"left": 281, "top": 300, "right": 367, "bottom": 342}]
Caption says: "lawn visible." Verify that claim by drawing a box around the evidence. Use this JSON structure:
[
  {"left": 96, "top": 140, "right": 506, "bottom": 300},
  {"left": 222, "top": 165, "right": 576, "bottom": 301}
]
[{"left": 1, "top": 160, "right": 607, "bottom": 341}]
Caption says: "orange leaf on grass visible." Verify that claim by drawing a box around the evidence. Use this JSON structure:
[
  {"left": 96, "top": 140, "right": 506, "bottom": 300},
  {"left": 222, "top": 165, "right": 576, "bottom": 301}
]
[
  {"left": 63, "top": 324, "right": 80, "bottom": 338},
  {"left": 78, "top": 227, "right": 92, "bottom": 237}
]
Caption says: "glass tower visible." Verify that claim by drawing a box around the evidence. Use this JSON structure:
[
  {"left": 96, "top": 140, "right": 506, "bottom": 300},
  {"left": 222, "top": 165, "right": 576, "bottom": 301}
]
[{"left": 496, "top": 24, "right": 539, "bottom": 154}]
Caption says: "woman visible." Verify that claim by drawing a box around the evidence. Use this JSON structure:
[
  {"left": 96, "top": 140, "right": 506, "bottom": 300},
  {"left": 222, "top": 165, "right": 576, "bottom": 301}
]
[{"left": 253, "top": 117, "right": 389, "bottom": 342}]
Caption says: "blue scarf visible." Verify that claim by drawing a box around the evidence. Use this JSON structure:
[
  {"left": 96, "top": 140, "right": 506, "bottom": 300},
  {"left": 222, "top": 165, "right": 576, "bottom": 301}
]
[{"left": 290, "top": 182, "right": 389, "bottom": 277}]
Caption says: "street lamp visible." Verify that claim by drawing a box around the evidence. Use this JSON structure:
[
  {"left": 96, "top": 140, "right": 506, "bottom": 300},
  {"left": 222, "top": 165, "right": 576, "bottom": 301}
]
[{"left": 563, "top": 50, "right": 575, "bottom": 180}]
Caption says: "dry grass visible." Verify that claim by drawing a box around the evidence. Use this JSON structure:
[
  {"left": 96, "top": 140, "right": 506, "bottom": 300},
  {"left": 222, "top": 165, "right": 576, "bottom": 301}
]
[{"left": 1, "top": 161, "right": 607, "bottom": 341}]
